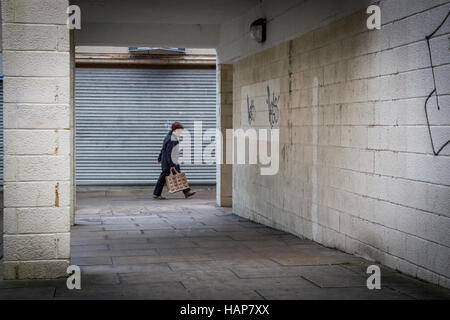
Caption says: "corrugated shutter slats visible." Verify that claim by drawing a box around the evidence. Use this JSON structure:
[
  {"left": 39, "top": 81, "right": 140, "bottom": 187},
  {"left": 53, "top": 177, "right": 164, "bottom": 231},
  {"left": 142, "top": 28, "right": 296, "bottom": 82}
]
[{"left": 75, "top": 68, "right": 216, "bottom": 185}]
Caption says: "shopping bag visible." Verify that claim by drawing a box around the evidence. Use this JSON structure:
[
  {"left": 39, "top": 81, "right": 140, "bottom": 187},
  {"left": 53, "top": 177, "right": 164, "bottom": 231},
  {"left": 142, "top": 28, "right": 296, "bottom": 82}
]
[{"left": 165, "top": 168, "right": 189, "bottom": 194}]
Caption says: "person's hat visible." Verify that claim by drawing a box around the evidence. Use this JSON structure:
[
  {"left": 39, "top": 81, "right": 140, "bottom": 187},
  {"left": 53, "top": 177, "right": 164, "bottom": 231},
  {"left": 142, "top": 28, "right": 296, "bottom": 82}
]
[{"left": 171, "top": 121, "right": 184, "bottom": 131}]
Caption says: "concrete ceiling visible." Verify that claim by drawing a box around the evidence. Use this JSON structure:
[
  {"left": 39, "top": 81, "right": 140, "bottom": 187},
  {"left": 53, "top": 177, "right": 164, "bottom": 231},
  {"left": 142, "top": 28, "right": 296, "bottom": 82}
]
[
  {"left": 72, "top": 0, "right": 259, "bottom": 24},
  {"left": 72, "top": 0, "right": 260, "bottom": 48}
]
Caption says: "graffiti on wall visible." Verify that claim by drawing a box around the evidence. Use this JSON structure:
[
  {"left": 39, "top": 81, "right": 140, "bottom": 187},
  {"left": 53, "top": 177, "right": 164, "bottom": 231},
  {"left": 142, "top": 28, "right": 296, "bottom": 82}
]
[
  {"left": 247, "top": 95, "right": 256, "bottom": 126},
  {"left": 241, "top": 79, "right": 280, "bottom": 129},
  {"left": 425, "top": 10, "right": 450, "bottom": 156},
  {"left": 266, "top": 86, "right": 280, "bottom": 129}
]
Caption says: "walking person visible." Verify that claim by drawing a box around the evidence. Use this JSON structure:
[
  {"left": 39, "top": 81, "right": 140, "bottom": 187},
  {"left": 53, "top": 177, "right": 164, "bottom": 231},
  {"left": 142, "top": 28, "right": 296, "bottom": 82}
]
[{"left": 153, "top": 121, "right": 196, "bottom": 200}]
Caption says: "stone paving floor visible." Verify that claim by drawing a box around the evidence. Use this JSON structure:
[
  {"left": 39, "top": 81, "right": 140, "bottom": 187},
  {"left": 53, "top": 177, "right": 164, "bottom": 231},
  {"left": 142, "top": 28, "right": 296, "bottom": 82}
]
[{"left": 0, "top": 187, "right": 449, "bottom": 300}]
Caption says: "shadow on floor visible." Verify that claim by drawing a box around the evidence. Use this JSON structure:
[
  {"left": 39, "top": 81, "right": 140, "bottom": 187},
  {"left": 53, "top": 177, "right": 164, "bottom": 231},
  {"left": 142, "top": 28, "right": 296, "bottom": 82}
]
[{"left": 0, "top": 187, "right": 449, "bottom": 300}]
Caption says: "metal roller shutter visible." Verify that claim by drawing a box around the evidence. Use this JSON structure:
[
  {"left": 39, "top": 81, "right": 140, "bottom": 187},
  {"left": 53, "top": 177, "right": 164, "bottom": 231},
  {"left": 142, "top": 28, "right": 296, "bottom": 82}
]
[{"left": 75, "top": 67, "right": 217, "bottom": 186}]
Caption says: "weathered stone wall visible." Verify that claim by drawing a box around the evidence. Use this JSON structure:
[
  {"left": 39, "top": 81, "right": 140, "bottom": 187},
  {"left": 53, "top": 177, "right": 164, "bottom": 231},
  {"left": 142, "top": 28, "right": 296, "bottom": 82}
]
[
  {"left": 2, "top": 0, "right": 73, "bottom": 279},
  {"left": 232, "top": 3, "right": 450, "bottom": 287}
]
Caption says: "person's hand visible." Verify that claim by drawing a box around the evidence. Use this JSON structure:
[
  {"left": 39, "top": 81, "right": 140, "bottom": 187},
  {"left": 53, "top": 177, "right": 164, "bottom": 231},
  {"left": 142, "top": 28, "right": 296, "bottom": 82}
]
[
  {"left": 157, "top": 160, "right": 161, "bottom": 164},
  {"left": 170, "top": 166, "right": 176, "bottom": 172}
]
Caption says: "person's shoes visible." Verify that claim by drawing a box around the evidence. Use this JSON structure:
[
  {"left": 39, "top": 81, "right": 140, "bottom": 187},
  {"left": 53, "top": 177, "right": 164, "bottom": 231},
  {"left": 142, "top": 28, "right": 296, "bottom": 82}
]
[
  {"left": 153, "top": 195, "right": 166, "bottom": 200},
  {"left": 184, "top": 191, "right": 196, "bottom": 199}
]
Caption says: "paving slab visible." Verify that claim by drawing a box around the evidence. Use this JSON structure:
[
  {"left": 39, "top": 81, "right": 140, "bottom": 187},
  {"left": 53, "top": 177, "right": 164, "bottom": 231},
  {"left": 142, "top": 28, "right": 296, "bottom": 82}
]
[
  {"left": 55, "top": 282, "right": 189, "bottom": 300},
  {"left": 71, "top": 237, "right": 149, "bottom": 246},
  {"left": 71, "top": 244, "right": 110, "bottom": 252},
  {"left": 191, "top": 239, "right": 252, "bottom": 249},
  {"left": 256, "top": 286, "right": 413, "bottom": 300},
  {"left": 71, "top": 256, "right": 113, "bottom": 266},
  {"left": 231, "top": 265, "right": 315, "bottom": 279},
  {"left": 179, "top": 228, "right": 223, "bottom": 237},
  {"left": 182, "top": 276, "right": 317, "bottom": 292},
  {"left": 380, "top": 273, "right": 450, "bottom": 300},
  {"left": 80, "top": 263, "right": 172, "bottom": 274},
  {"left": 119, "top": 270, "right": 238, "bottom": 285},
  {"left": 186, "top": 287, "right": 264, "bottom": 300},
  {"left": 295, "top": 265, "right": 368, "bottom": 288},
  {"left": 112, "top": 254, "right": 214, "bottom": 265},
  {"left": 168, "top": 258, "right": 283, "bottom": 272},
  {"left": 80, "top": 272, "right": 121, "bottom": 286},
  {"left": 0, "top": 287, "right": 56, "bottom": 300},
  {"left": 72, "top": 248, "right": 159, "bottom": 258},
  {"left": 0, "top": 278, "right": 66, "bottom": 289}
]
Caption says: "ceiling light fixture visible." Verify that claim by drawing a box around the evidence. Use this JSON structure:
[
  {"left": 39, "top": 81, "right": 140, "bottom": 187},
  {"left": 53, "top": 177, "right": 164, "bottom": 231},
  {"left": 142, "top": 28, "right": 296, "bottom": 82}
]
[{"left": 250, "top": 18, "right": 267, "bottom": 43}]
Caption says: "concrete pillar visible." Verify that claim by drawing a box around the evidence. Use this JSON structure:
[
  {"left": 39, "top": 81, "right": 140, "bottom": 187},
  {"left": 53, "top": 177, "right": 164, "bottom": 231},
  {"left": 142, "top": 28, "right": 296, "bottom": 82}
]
[
  {"left": 216, "top": 64, "right": 233, "bottom": 207},
  {"left": 2, "top": 0, "right": 73, "bottom": 279},
  {"left": 70, "top": 30, "right": 76, "bottom": 227}
]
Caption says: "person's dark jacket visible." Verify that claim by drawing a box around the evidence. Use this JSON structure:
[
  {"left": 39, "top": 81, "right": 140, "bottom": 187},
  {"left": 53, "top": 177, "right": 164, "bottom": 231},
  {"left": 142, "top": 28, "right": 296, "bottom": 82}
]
[{"left": 158, "top": 131, "right": 179, "bottom": 171}]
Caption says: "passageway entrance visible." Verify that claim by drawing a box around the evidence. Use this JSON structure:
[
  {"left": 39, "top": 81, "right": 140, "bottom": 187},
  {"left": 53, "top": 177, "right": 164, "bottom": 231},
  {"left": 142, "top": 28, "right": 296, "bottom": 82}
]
[
  {"left": 75, "top": 66, "right": 217, "bottom": 186},
  {"left": 72, "top": 46, "right": 233, "bottom": 211}
]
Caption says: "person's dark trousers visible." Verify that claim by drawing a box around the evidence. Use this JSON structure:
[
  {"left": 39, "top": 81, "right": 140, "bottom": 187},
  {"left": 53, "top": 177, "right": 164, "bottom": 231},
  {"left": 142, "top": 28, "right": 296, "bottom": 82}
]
[{"left": 153, "top": 165, "right": 190, "bottom": 196}]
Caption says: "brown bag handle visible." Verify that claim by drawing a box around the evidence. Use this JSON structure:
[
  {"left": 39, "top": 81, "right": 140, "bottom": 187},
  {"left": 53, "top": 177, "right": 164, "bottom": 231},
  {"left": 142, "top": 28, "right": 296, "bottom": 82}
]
[{"left": 170, "top": 167, "right": 179, "bottom": 175}]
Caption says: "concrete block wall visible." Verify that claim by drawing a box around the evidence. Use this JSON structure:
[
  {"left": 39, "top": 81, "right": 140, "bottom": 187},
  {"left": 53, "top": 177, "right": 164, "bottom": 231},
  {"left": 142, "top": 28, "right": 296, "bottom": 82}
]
[
  {"left": 217, "top": 64, "right": 233, "bottom": 207},
  {"left": 2, "top": 0, "right": 73, "bottom": 279},
  {"left": 232, "top": 1, "right": 450, "bottom": 287}
]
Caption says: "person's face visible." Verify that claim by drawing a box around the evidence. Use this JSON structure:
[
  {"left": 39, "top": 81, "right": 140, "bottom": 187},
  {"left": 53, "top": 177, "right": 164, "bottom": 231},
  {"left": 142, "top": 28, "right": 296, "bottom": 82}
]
[{"left": 173, "top": 128, "right": 183, "bottom": 137}]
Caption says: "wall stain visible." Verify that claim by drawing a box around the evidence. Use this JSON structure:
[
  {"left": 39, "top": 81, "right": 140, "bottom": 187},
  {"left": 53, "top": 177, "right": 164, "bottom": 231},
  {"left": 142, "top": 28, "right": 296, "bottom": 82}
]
[
  {"left": 288, "top": 40, "right": 294, "bottom": 145},
  {"left": 54, "top": 85, "right": 59, "bottom": 102},
  {"left": 54, "top": 238, "right": 60, "bottom": 257},
  {"left": 55, "top": 182, "right": 60, "bottom": 207},
  {"left": 14, "top": 265, "right": 19, "bottom": 279},
  {"left": 54, "top": 129, "right": 59, "bottom": 154},
  {"left": 288, "top": 39, "right": 293, "bottom": 95}
]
